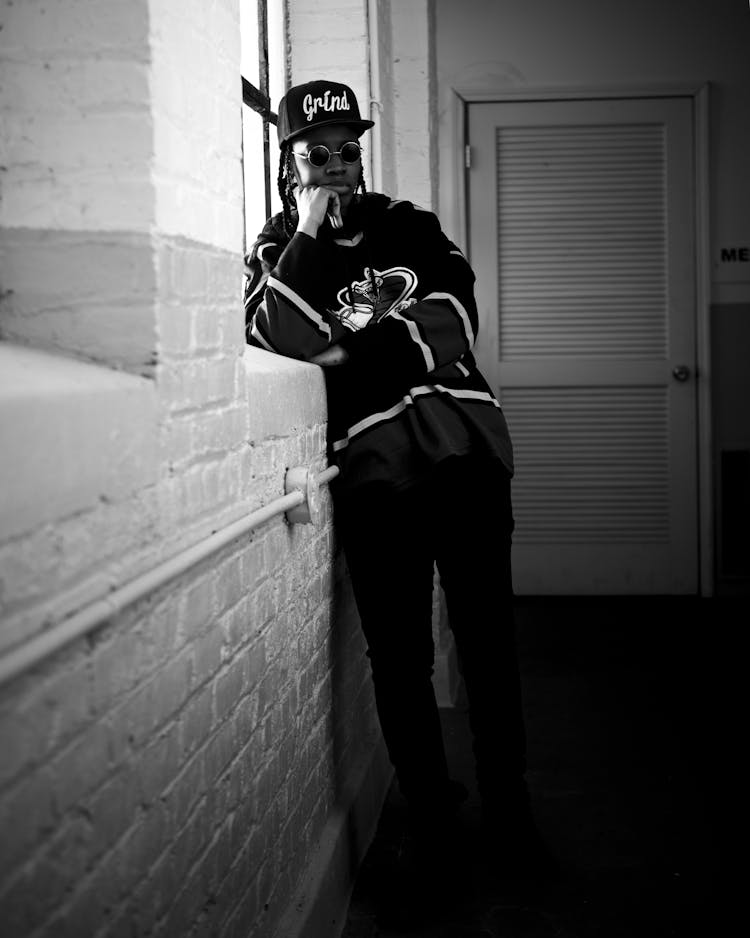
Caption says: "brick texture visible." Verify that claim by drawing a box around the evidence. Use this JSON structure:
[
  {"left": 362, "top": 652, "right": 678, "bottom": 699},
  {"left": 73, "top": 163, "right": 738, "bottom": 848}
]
[
  {"left": 0, "top": 1, "right": 387, "bottom": 937},
  {"left": 0, "top": 444, "right": 381, "bottom": 937}
]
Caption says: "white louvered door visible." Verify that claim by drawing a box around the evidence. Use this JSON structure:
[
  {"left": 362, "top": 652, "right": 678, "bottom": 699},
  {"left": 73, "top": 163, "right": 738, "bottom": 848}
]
[{"left": 468, "top": 97, "right": 698, "bottom": 594}]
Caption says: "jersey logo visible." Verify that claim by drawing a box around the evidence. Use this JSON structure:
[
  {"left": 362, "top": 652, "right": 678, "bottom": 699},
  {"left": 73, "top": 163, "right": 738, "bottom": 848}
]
[{"left": 328, "top": 266, "right": 418, "bottom": 331}]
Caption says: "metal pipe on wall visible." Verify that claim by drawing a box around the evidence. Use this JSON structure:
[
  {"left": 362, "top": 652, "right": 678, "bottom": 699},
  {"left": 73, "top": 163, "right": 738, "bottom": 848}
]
[{"left": 0, "top": 464, "right": 339, "bottom": 687}]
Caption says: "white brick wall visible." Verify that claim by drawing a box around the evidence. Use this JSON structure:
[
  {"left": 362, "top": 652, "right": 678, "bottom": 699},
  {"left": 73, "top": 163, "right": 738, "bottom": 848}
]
[
  {"left": 391, "top": 0, "right": 437, "bottom": 211},
  {"left": 288, "top": 0, "right": 371, "bottom": 193},
  {"left": 0, "top": 1, "right": 389, "bottom": 936},
  {"left": 0, "top": 0, "right": 153, "bottom": 234},
  {"left": 0, "top": 471, "right": 380, "bottom": 936},
  {"left": 150, "top": 0, "right": 245, "bottom": 253},
  {"left": 0, "top": 0, "right": 154, "bottom": 370},
  {"left": 369, "top": 0, "right": 397, "bottom": 196}
]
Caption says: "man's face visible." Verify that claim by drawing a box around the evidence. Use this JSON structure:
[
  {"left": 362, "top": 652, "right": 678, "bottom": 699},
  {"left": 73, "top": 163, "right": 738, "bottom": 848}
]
[{"left": 291, "top": 124, "right": 363, "bottom": 212}]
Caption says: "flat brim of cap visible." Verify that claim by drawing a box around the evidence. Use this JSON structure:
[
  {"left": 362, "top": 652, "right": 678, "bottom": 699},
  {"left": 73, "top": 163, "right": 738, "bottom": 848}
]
[{"left": 281, "top": 118, "right": 375, "bottom": 144}]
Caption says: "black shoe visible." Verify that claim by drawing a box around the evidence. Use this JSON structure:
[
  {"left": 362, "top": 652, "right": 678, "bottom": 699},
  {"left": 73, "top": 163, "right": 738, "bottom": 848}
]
[
  {"left": 446, "top": 777, "right": 470, "bottom": 810},
  {"left": 404, "top": 776, "right": 469, "bottom": 834},
  {"left": 481, "top": 804, "right": 561, "bottom": 880},
  {"left": 375, "top": 822, "right": 470, "bottom": 930},
  {"left": 395, "top": 778, "right": 471, "bottom": 882}
]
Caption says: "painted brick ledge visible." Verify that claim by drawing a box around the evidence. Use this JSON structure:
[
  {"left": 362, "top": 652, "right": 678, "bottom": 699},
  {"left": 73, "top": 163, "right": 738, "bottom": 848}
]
[{"left": 272, "top": 737, "right": 393, "bottom": 938}]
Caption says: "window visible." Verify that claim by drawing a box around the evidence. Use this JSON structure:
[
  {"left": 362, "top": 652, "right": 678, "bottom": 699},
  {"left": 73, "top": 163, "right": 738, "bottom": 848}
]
[{"left": 240, "top": 0, "right": 285, "bottom": 251}]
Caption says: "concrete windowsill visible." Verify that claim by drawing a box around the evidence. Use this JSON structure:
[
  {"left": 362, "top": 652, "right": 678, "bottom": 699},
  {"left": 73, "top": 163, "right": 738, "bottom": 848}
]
[
  {"left": 242, "top": 344, "right": 328, "bottom": 438},
  {"left": 0, "top": 342, "right": 158, "bottom": 543}
]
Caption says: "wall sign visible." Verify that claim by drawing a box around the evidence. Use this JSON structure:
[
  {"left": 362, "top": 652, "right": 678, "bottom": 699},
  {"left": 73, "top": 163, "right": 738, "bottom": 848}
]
[{"left": 720, "top": 246, "right": 750, "bottom": 263}]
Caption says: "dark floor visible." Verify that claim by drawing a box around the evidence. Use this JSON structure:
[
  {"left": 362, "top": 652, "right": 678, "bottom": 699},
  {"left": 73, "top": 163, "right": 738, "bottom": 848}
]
[{"left": 341, "top": 596, "right": 743, "bottom": 937}]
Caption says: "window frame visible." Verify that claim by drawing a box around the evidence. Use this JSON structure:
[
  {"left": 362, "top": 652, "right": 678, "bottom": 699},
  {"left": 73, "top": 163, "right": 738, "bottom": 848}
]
[{"left": 241, "top": 0, "right": 279, "bottom": 234}]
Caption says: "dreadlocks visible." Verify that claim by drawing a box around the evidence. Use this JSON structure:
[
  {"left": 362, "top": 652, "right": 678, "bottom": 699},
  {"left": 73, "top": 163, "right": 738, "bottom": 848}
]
[
  {"left": 277, "top": 144, "right": 297, "bottom": 239},
  {"left": 277, "top": 142, "right": 369, "bottom": 239}
]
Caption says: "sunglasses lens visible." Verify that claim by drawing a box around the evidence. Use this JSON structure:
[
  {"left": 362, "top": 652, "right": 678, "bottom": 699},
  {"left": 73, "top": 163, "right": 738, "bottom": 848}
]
[
  {"left": 302, "top": 142, "right": 362, "bottom": 167},
  {"left": 307, "top": 146, "right": 331, "bottom": 168},
  {"left": 341, "top": 142, "right": 361, "bottom": 163}
]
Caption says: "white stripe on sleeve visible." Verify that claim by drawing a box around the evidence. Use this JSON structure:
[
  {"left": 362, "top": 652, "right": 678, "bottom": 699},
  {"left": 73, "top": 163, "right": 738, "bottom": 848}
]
[
  {"left": 389, "top": 310, "right": 435, "bottom": 372},
  {"left": 250, "top": 318, "right": 277, "bottom": 352},
  {"left": 246, "top": 270, "right": 269, "bottom": 303},
  {"left": 267, "top": 276, "right": 332, "bottom": 338},
  {"left": 422, "top": 291, "right": 475, "bottom": 348}
]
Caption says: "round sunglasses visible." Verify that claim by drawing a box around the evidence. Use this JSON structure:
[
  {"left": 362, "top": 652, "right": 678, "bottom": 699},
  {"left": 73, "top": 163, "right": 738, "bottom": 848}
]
[{"left": 293, "top": 141, "right": 363, "bottom": 168}]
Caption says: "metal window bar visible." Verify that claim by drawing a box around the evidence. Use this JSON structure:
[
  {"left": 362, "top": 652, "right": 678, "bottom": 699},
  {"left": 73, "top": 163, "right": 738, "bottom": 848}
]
[
  {"left": 257, "top": 0, "right": 272, "bottom": 220},
  {"left": 241, "top": 0, "right": 277, "bottom": 222}
]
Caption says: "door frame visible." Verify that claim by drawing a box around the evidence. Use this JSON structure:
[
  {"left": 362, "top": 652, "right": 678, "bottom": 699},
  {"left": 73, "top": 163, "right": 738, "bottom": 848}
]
[{"left": 443, "top": 82, "right": 713, "bottom": 594}]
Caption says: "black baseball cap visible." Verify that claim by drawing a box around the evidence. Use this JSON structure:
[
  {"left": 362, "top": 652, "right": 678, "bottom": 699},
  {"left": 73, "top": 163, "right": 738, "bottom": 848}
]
[{"left": 277, "top": 80, "right": 374, "bottom": 146}]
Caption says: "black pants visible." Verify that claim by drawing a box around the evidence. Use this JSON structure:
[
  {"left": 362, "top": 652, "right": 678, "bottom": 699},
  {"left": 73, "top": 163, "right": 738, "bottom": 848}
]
[{"left": 336, "top": 454, "right": 527, "bottom": 814}]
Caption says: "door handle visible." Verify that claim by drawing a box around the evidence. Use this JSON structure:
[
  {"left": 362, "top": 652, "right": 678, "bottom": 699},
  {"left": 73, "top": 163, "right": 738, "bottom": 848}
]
[{"left": 672, "top": 365, "right": 691, "bottom": 382}]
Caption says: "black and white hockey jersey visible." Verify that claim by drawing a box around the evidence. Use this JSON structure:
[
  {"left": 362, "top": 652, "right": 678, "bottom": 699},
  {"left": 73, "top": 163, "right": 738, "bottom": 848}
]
[{"left": 244, "top": 193, "right": 513, "bottom": 492}]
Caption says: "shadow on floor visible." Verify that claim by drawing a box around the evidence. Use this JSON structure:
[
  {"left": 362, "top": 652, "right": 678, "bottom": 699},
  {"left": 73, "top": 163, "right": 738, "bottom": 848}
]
[{"left": 342, "top": 596, "right": 741, "bottom": 937}]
